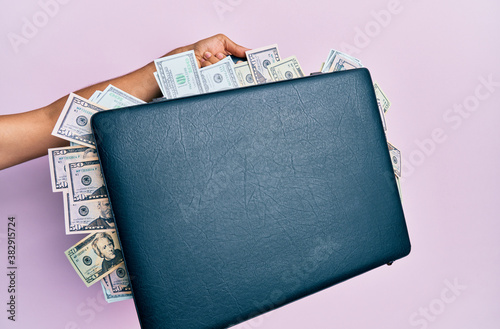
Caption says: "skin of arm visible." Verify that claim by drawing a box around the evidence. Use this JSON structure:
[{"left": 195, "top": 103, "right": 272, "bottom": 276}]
[{"left": 0, "top": 34, "right": 249, "bottom": 170}]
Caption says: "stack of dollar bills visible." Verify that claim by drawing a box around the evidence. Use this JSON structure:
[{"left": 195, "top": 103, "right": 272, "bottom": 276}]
[{"left": 49, "top": 45, "right": 401, "bottom": 303}]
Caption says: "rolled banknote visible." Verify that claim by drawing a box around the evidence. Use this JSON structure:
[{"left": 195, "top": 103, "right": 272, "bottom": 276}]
[
  {"left": 267, "top": 55, "right": 305, "bottom": 81},
  {"left": 234, "top": 61, "right": 256, "bottom": 87},
  {"left": 51, "top": 93, "right": 107, "bottom": 147},
  {"left": 65, "top": 230, "right": 124, "bottom": 287},
  {"left": 48, "top": 146, "right": 98, "bottom": 192},
  {"left": 387, "top": 142, "right": 401, "bottom": 177},
  {"left": 199, "top": 56, "right": 239, "bottom": 93},
  {"left": 246, "top": 44, "right": 281, "bottom": 84},
  {"left": 94, "top": 84, "right": 145, "bottom": 109},
  {"left": 66, "top": 159, "right": 108, "bottom": 203},
  {"left": 154, "top": 50, "right": 204, "bottom": 99},
  {"left": 63, "top": 192, "right": 115, "bottom": 234}
]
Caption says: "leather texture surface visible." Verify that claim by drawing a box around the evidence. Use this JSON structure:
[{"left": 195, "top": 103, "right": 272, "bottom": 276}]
[{"left": 92, "top": 68, "right": 411, "bottom": 329}]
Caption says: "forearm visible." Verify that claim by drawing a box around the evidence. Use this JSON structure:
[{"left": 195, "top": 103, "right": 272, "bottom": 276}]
[
  {"left": 0, "top": 34, "right": 248, "bottom": 170},
  {"left": 0, "top": 47, "right": 187, "bottom": 170}
]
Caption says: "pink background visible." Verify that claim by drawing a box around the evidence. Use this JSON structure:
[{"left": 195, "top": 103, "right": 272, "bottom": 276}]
[{"left": 1, "top": 0, "right": 499, "bottom": 328}]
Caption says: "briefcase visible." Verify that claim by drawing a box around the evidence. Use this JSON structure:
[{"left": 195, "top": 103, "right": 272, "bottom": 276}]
[{"left": 92, "top": 68, "right": 411, "bottom": 329}]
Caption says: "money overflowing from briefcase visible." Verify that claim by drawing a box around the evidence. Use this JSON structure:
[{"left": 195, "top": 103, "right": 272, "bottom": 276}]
[{"left": 50, "top": 45, "right": 401, "bottom": 302}]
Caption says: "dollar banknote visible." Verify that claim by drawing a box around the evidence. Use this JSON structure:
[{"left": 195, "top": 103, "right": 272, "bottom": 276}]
[
  {"left": 63, "top": 192, "right": 115, "bottom": 234},
  {"left": 66, "top": 159, "right": 108, "bottom": 203},
  {"left": 234, "top": 61, "right": 256, "bottom": 87},
  {"left": 322, "top": 49, "right": 362, "bottom": 73},
  {"left": 48, "top": 146, "right": 98, "bottom": 192},
  {"left": 65, "top": 230, "right": 124, "bottom": 287},
  {"left": 373, "top": 82, "right": 390, "bottom": 131},
  {"left": 69, "top": 91, "right": 100, "bottom": 147},
  {"left": 373, "top": 82, "right": 391, "bottom": 113},
  {"left": 101, "top": 280, "right": 133, "bottom": 303},
  {"left": 246, "top": 44, "right": 281, "bottom": 84},
  {"left": 387, "top": 142, "right": 401, "bottom": 177},
  {"left": 327, "top": 54, "right": 362, "bottom": 72},
  {"left": 376, "top": 98, "right": 387, "bottom": 131},
  {"left": 199, "top": 56, "right": 239, "bottom": 92},
  {"left": 51, "top": 93, "right": 107, "bottom": 147},
  {"left": 103, "top": 263, "right": 131, "bottom": 295},
  {"left": 267, "top": 55, "right": 305, "bottom": 81},
  {"left": 89, "top": 90, "right": 102, "bottom": 102},
  {"left": 153, "top": 71, "right": 167, "bottom": 96},
  {"left": 395, "top": 175, "right": 402, "bottom": 200},
  {"left": 154, "top": 50, "right": 204, "bottom": 99},
  {"left": 94, "top": 84, "right": 145, "bottom": 109}
]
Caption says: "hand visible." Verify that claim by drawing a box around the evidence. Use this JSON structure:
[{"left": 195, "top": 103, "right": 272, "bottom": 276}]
[
  {"left": 0, "top": 33, "right": 250, "bottom": 170},
  {"left": 173, "top": 34, "right": 250, "bottom": 68}
]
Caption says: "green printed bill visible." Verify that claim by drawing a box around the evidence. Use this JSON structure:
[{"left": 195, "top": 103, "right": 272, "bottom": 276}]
[
  {"left": 101, "top": 273, "right": 133, "bottom": 303},
  {"left": 387, "top": 142, "right": 401, "bottom": 177},
  {"left": 65, "top": 231, "right": 124, "bottom": 287},
  {"left": 373, "top": 82, "right": 392, "bottom": 113},
  {"left": 63, "top": 192, "right": 115, "bottom": 235},
  {"left": 154, "top": 50, "right": 204, "bottom": 99},
  {"left": 234, "top": 61, "right": 256, "bottom": 87},
  {"left": 101, "top": 263, "right": 133, "bottom": 303},
  {"left": 199, "top": 56, "right": 239, "bottom": 92},
  {"left": 103, "top": 263, "right": 132, "bottom": 296},
  {"left": 89, "top": 90, "right": 102, "bottom": 102},
  {"left": 395, "top": 175, "right": 402, "bottom": 201},
  {"left": 48, "top": 146, "right": 98, "bottom": 192},
  {"left": 267, "top": 55, "right": 305, "bottom": 81},
  {"left": 246, "top": 44, "right": 281, "bottom": 84},
  {"left": 66, "top": 159, "right": 108, "bottom": 203},
  {"left": 51, "top": 93, "right": 107, "bottom": 147},
  {"left": 373, "top": 82, "right": 390, "bottom": 131},
  {"left": 94, "top": 84, "right": 145, "bottom": 109},
  {"left": 321, "top": 49, "right": 362, "bottom": 73}
]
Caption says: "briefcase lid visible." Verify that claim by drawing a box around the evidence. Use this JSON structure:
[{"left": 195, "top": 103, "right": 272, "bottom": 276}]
[{"left": 92, "top": 68, "right": 410, "bottom": 329}]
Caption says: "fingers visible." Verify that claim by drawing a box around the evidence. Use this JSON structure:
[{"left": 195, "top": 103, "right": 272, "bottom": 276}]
[
  {"left": 200, "top": 51, "right": 226, "bottom": 67},
  {"left": 219, "top": 34, "right": 250, "bottom": 58}
]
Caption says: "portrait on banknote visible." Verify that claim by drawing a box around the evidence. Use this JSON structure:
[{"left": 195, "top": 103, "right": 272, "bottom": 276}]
[
  {"left": 92, "top": 232, "right": 124, "bottom": 273},
  {"left": 86, "top": 199, "right": 115, "bottom": 230},
  {"left": 65, "top": 230, "right": 124, "bottom": 287}
]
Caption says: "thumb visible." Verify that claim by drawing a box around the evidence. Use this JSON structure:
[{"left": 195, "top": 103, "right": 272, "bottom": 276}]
[{"left": 223, "top": 36, "right": 250, "bottom": 58}]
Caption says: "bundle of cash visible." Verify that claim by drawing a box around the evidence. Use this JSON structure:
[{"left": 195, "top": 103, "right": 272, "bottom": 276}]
[
  {"left": 317, "top": 49, "right": 401, "bottom": 193},
  {"left": 152, "top": 44, "right": 307, "bottom": 101},
  {"left": 50, "top": 45, "right": 402, "bottom": 303},
  {"left": 50, "top": 84, "right": 144, "bottom": 302}
]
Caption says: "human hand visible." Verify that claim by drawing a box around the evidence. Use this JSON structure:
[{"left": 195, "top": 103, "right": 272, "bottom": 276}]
[{"left": 173, "top": 34, "right": 250, "bottom": 68}]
